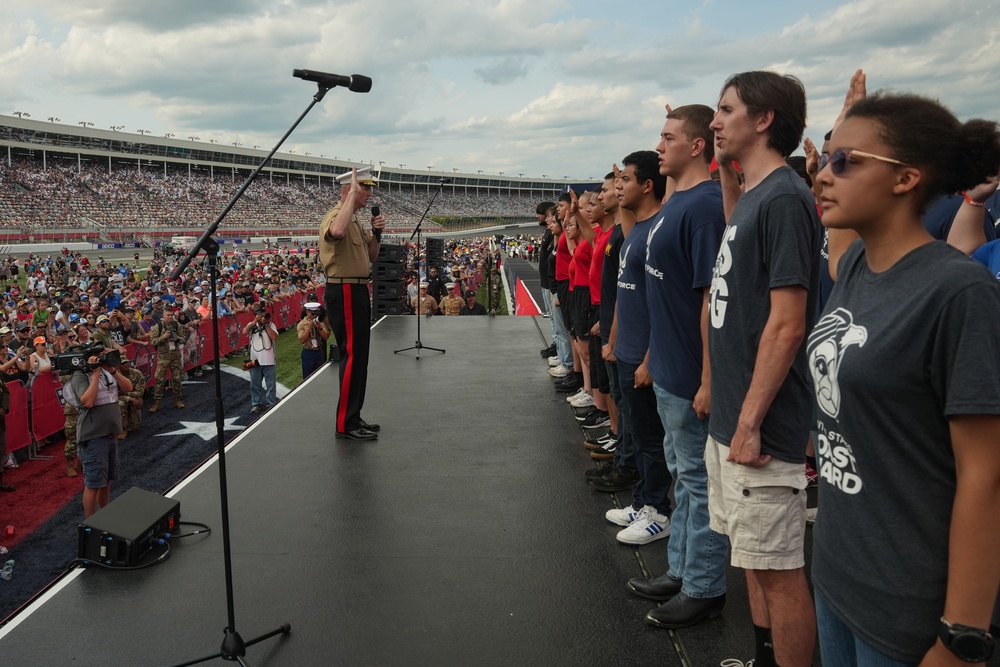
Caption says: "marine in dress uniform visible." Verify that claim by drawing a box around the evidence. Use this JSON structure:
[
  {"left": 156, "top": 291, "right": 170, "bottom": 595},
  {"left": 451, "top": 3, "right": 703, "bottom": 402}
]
[{"left": 320, "top": 168, "right": 385, "bottom": 441}]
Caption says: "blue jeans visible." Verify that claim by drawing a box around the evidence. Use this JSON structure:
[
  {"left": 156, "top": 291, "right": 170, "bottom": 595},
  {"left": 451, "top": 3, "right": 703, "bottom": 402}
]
[
  {"left": 550, "top": 296, "right": 572, "bottom": 368},
  {"left": 816, "top": 593, "right": 917, "bottom": 667},
  {"left": 654, "top": 383, "right": 727, "bottom": 598},
  {"left": 541, "top": 287, "right": 551, "bottom": 316},
  {"left": 250, "top": 363, "right": 277, "bottom": 407},
  {"left": 606, "top": 357, "right": 635, "bottom": 471},
  {"left": 617, "top": 360, "right": 671, "bottom": 514}
]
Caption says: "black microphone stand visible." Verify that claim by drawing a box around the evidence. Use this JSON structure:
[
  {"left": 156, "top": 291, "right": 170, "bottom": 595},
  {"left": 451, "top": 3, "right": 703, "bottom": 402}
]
[
  {"left": 164, "top": 76, "right": 348, "bottom": 667},
  {"left": 394, "top": 180, "right": 447, "bottom": 359}
]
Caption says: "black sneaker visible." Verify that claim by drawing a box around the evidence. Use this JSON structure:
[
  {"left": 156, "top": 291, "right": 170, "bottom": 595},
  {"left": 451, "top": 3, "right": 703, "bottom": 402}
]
[
  {"left": 585, "top": 463, "right": 613, "bottom": 480},
  {"left": 575, "top": 407, "right": 599, "bottom": 423},
  {"left": 581, "top": 410, "right": 610, "bottom": 428},
  {"left": 539, "top": 344, "right": 556, "bottom": 358},
  {"left": 555, "top": 376, "right": 582, "bottom": 393},
  {"left": 590, "top": 466, "right": 640, "bottom": 492}
]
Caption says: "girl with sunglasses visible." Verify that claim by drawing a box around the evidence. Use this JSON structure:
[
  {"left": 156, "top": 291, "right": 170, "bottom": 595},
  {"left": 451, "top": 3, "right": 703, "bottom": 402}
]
[{"left": 809, "top": 93, "right": 1000, "bottom": 666}]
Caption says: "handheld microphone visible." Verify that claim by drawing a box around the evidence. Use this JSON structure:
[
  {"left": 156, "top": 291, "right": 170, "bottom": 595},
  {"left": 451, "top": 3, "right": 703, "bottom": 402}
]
[
  {"left": 371, "top": 205, "right": 383, "bottom": 242},
  {"left": 292, "top": 69, "right": 372, "bottom": 93},
  {"left": 371, "top": 205, "right": 381, "bottom": 219}
]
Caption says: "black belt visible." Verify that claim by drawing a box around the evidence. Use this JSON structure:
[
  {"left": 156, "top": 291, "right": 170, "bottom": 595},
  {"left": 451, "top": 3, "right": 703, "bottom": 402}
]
[{"left": 327, "top": 277, "right": 369, "bottom": 284}]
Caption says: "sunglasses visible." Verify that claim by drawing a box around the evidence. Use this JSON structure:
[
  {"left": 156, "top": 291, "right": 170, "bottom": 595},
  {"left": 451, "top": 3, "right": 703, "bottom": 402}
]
[{"left": 820, "top": 149, "right": 909, "bottom": 176}]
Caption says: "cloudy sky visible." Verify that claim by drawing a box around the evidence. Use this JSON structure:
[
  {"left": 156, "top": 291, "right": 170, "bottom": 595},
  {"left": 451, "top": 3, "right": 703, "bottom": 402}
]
[{"left": 2, "top": 0, "right": 997, "bottom": 180}]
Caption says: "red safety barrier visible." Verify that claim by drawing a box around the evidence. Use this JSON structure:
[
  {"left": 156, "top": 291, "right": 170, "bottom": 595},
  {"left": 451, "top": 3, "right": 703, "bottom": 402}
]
[
  {"left": 4, "top": 288, "right": 326, "bottom": 447},
  {"left": 5, "top": 381, "right": 32, "bottom": 453},
  {"left": 30, "top": 374, "right": 66, "bottom": 442}
]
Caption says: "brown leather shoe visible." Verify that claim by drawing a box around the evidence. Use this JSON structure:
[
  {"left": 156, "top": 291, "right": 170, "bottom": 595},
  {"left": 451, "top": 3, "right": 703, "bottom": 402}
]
[
  {"left": 66, "top": 464, "right": 78, "bottom": 478},
  {"left": 149, "top": 401, "right": 160, "bottom": 413},
  {"left": 174, "top": 400, "right": 185, "bottom": 409}
]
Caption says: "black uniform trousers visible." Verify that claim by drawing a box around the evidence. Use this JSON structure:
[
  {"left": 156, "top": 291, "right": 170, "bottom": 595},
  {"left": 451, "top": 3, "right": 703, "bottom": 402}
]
[{"left": 326, "top": 283, "right": 371, "bottom": 433}]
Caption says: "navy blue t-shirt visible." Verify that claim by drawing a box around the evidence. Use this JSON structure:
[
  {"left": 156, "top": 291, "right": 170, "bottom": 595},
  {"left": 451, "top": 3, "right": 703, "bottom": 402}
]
[
  {"left": 599, "top": 224, "right": 624, "bottom": 342},
  {"left": 646, "top": 181, "right": 726, "bottom": 399},
  {"left": 923, "top": 194, "right": 998, "bottom": 242},
  {"left": 614, "top": 215, "right": 656, "bottom": 366}
]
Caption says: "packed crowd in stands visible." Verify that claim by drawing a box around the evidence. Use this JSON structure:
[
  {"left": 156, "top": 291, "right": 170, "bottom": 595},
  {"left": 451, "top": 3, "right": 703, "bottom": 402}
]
[
  {"left": 532, "top": 69, "right": 1000, "bottom": 667},
  {"left": 0, "top": 158, "right": 540, "bottom": 235}
]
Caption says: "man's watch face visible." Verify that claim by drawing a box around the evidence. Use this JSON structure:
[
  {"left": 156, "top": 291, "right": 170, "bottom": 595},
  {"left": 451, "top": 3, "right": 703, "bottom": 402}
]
[{"left": 952, "top": 632, "right": 993, "bottom": 662}]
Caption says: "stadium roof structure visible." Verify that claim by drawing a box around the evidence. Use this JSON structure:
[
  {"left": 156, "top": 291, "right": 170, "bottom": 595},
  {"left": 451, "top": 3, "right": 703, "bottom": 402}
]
[{"left": 0, "top": 115, "right": 588, "bottom": 196}]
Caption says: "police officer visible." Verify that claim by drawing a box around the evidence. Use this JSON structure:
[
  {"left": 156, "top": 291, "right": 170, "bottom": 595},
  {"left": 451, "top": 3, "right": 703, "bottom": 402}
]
[
  {"left": 148, "top": 306, "right": 186, "bottom": 413},
  {"left": 320, "top": 167, "right": 385, "bottom": 441},
  {"left": 117, "top": 356, "right": 145, "bottom": 439}
]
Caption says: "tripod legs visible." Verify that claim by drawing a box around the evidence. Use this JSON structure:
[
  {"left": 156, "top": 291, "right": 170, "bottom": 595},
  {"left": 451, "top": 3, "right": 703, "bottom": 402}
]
[{"left": 168, "top": 624, "right": 291, "bottom": 667}]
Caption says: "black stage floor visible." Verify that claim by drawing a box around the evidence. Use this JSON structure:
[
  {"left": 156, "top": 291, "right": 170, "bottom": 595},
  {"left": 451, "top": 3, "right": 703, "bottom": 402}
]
[{"left": 1, "top": 315, "right": 804, "bottom": 666}]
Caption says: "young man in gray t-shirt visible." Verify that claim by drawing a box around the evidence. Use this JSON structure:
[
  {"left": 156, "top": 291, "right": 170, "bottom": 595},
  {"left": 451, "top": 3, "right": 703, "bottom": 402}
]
[{"left": 706, "top": 71, "right": 822, "bottom": 667}]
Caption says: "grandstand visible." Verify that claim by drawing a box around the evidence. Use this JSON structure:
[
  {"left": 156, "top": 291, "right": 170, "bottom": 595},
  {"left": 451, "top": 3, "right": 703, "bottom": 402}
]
[{"left": 0, "top": 115, "right": 580, "bottom": 245}]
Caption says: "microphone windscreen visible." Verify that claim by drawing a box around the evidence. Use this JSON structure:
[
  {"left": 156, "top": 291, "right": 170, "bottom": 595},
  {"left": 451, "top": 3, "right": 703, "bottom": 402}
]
[{"left": 350, "top": 75, "right": 373, "bottom": 93}]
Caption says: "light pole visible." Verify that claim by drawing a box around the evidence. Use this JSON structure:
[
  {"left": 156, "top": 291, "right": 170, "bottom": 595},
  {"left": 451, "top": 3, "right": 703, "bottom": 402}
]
[
  {"left": 137, "top": 129, "right": 150, "bottom": 135},
  {"left": 164, "top": 133, "right": 175, "bottom": 138},
  {"left": 47, "top": 116, "right": 60, "bottom": 123},
  {"left": 188, "top": 136, "right": 200, "bottom": 142},
  {"left": 110, "top": 124, "right": 124, "bottom": 131},
  {"left": 13, "top": 111, "right": 29, "bottom": 119}
]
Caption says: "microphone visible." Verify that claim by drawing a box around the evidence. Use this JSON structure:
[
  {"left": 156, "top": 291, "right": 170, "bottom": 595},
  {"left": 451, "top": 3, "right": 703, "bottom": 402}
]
[{"left": 292, "top": 69, "right": 372, "bottom": 93}]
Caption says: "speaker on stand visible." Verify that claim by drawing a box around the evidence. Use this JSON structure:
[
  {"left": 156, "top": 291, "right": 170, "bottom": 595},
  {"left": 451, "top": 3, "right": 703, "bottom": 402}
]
[{"left": 373, "top": 243, "right": 407, "bottom": 317}]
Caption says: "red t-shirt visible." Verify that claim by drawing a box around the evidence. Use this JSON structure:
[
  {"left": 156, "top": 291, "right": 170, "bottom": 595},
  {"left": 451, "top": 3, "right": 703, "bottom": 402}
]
[
  {"left": 555, "top": 234, "right": 571, "bottom": 282},
  {"left": 571, "top": 238, "right": 592, "bottom": 290},
  {"left": 589, "top": 225, "right": 615, "bottom": 305}
]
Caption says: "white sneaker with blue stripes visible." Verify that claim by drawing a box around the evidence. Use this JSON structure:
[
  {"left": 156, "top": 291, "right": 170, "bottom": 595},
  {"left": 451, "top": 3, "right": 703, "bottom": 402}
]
[
  {"left": 605, "top": 504, "right": 643, "bottom": 527},
  {"left": 615, "top": 506, "right": 670, "bottom": 545}
]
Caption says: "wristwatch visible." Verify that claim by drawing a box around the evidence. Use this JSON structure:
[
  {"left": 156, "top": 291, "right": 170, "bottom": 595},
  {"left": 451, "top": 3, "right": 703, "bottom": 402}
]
[{"left": 939, "top": 617, "right": 995, "bottom": 662}]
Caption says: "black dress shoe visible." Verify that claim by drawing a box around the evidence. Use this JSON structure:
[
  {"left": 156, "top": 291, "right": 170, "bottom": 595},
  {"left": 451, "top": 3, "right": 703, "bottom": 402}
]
[
  {"left": 645, "top": 592, "right": 726, "bottom": 629},
  {"left": 0, "top": 481, "right": 15, "bottom": 492},
  {"left": 359, "top": 419, "right": 380, "bottom": 432},
  {"left": 627, "top": 573, "right": 683, "bottom": 601},
  {"left": 336, "top": 428, "right": 378, "bottom": 441}
]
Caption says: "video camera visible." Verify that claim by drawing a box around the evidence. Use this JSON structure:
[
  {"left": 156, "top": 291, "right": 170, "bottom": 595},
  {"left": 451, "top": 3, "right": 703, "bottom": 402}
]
[{"left": 53, "top": 342, "right": 122, "bottom": 374}]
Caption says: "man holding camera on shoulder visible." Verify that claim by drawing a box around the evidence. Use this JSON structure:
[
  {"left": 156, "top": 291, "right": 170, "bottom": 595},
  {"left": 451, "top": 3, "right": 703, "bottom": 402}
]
[
  {"left": 70, "top": 347, "right": 132, "bottom": 517},
  {"left": 148, "top": 306, "right": 186, "bottom": 413},
  {"left": 243, "top": 306, "right": 278, "bottom": 414},
  {"left": 297, "top": 302, "right": 329, "bottom": 379}
]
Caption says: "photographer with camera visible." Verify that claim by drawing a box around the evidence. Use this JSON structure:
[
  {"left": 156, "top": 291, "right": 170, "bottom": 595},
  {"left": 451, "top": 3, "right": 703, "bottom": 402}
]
[
  {"left": 66, "top": 344, "right": 132, "bottom": 517},
  {"left": 147, "top": 306, "right": 187, "bottom": 413},
  {"left": 296, "top": 302, "right": 329, "bottom": 379},
  {"left": 242, "top": 306, "right": 278, "bottom": 414}
]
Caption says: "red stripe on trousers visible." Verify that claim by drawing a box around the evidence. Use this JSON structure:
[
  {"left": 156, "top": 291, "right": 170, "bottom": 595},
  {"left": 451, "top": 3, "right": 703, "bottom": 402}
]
[{"left": 337, "top": 284, "right": 354, "bottom": 432}]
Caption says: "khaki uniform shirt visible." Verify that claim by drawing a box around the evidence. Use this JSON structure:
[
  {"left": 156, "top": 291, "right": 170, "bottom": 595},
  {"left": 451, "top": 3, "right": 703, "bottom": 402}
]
[
  {"left": 320, "top": 202, "right": 372, "bottom": 279},
  {"left": 296, "top": 317, "right": 325, "bottom": 350},
  {"left": 411, "top": 294, "right": 438, "bottom": 315},
  {"left": 439, "top": 295, "right": 465, "bottom": 316}
]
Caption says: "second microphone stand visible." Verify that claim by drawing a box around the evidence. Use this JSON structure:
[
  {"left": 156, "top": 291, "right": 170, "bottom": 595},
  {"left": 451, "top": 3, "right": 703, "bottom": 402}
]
[{"left": 394, "top": 180, "right": 447, "bottom": 360}]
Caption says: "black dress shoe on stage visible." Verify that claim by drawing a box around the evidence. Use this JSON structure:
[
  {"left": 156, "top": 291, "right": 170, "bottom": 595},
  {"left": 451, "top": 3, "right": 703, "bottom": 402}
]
[
  {"left": 336, "top": 428, "right": 378, "bottom": 441},
  {"left": 645, "top": 592, "right": 726, "bottom": 629},
  {"left": 627, "top": 573, "right": 683, "bottom": 602},
  {"left": 359, "top": 419, "right": 380, "bottom": 432}
]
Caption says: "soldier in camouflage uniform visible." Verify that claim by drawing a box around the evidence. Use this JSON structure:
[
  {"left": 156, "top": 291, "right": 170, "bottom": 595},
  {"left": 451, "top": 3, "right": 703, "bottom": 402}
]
[
  {"left": 117, "top": 356, "right": 146, "bottom": 438},
  {"left": 148, "top": 307, "right": 186, "bottom": 413},
  {"left": 60, "top": 367, "right": 80, "bottom": 477}
]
